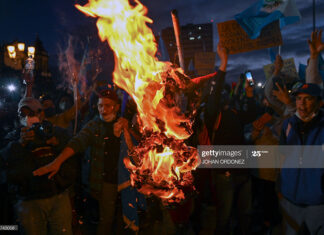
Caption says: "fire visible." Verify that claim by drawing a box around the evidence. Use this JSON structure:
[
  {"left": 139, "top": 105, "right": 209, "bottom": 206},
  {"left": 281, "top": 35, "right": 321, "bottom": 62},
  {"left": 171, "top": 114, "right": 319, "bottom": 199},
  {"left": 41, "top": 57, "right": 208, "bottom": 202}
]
[
  {"left": 124, "top": 133, "right": 199, "bottom": 203},
  {"left": 76, "top": 0, "right": 200, "bottom": 204}
]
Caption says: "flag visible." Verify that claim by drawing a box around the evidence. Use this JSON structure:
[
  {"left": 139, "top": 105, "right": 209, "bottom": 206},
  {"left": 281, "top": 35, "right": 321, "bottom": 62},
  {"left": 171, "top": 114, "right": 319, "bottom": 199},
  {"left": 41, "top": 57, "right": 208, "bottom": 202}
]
[
  {"left": 118, "top": 133, "right": 146, "bottom": 232},
  {"left": 157, "top": 34, "right": 170, "bottom": 61},
  {"left": 121, "top": 91, "right": 128, "bottom": 117},
  {"left": 268, "top": 47, "right": 277, "bottom": 63},
  {"left": 188, "top": 59, "right": 195, "bottom": 72},
  {"left": 117, "top": 95, "right": 146, "bottom": 232},
  {"left": 319, "top": 53, "right": 324, "bottom": 71},
  {"left": 298, "top": 63, "right": 306, "bottom": 82},
  {"left": 235, "top": 0, "right": 301, "bottom": 39}
]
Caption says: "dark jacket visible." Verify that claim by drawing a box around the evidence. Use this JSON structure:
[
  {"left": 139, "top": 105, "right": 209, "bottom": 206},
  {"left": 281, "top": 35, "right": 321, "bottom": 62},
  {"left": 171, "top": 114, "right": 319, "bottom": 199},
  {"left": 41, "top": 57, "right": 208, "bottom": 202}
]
[
  {"left": 204, "top": 71, "right": 257, "bottom": 145},
  {"left": 0, "top": 123, "right": 77, "bottom": 200},
  {"left": 280, "top": 110, "right": 324, "bottom": 205},
  {"left": 67, "top": 116, "right": 121, "bottom": 194}
]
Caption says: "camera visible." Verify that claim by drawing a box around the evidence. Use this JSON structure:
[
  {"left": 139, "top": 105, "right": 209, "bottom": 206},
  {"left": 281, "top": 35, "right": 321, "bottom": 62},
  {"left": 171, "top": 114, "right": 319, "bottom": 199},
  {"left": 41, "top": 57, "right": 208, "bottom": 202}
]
[{"left": 29, "top": 120, "right": 54, "bottom": 145}]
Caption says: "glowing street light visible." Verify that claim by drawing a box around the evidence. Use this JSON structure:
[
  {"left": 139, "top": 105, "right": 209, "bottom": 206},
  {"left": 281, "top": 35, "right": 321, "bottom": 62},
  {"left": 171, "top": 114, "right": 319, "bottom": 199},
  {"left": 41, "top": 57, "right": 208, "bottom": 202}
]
[
  {"left": 18, "top": 43, "right": 25, "bottom": 51},
  {"left": 7, "top": 84, "right": 16, "bottom": 92},
  {"left": 28, "top": 46, "right": 36, "bottom": 58},
  {"left": 257, "top": 82, "right": 263, "bottom": 87},
  {"left": 7, "top": 45, "right": 15, "bottom": 53},
  {"left": 7, "top": 45, "right": 16, "bottom": 59}
]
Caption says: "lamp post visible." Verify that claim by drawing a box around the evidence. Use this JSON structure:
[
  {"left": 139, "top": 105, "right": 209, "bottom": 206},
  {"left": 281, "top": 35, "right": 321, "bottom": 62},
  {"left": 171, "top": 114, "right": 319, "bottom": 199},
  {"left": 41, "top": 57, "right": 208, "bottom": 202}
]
[
  {"left": 6, "top": 43, "right": 36, "bottom": 83},
  {"left": 7, "top": 45, "right": 16, "bottom": 59},
  {"left": 24, "top": 47, "right": 36, "bottom": 86},
  {"left": 17, "top": 43, "right": 25, "bottom": 52},
  {"left": 27, "top": 46, "right": 35, "bottom": 58}
]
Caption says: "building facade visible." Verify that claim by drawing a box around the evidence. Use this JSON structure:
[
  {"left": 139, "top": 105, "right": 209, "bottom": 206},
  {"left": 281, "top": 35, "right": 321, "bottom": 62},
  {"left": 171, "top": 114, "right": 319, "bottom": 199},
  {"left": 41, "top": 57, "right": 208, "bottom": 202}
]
[
  {"left": 0, "top": 36, "right": 51, "bottom": 78},
  {"left": 161, "top": 23, "right": 213, "bottom": 72}
]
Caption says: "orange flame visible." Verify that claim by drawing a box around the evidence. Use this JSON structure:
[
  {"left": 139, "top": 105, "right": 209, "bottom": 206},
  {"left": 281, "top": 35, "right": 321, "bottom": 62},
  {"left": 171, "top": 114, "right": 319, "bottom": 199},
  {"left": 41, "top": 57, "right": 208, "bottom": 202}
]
[
  {"left": 75, "top": 0, "right": 191, "bottom": 140},
  {"left": 76, "top": 0, "right": 200, "bottom": 203}
]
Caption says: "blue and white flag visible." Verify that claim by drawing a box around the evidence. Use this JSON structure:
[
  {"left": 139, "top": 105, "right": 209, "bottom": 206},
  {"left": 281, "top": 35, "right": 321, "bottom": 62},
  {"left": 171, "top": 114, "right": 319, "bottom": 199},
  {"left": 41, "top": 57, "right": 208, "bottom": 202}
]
[
  {"left": 157, "top": 35, "right": 170, "bottom": 62},
  {"left": 268, "top": 47, "right": 277, "bottom": 63},
  {"left": 235, "top": 0, "right": 301, "bottom": 39}
]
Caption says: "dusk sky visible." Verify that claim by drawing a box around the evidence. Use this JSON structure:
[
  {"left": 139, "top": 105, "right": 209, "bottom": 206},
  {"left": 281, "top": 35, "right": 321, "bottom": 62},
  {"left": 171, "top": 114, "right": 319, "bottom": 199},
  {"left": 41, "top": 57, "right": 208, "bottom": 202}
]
[{"left": 1, "top": 0, "right": 323, "bottom": 83}]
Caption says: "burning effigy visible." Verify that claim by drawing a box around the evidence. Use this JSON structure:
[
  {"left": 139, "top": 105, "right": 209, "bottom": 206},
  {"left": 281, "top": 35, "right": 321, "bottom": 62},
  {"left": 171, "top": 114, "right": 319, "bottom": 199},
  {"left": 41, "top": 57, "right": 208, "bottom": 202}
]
[{"left": 75, "top": 0, "right": 201, "bottom": 204}]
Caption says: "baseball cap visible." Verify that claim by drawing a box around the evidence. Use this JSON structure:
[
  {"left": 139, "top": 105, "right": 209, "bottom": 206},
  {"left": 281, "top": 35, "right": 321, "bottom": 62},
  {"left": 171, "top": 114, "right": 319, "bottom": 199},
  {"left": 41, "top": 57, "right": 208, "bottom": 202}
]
[
  {"left": 292, "top": 83, "right": 322, "bottom": 97},
  {"left": 98, "top": 89, "right": 120, "bottom": 103},
  {"left": 18, "top": 97, "right": 43, "bottom": 113}
]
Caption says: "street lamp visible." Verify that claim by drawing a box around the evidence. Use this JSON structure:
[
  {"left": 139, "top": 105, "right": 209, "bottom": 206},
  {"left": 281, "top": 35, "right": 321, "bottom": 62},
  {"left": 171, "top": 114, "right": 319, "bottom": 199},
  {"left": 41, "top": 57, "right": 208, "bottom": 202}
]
[
  {"left": 18, "top": 43, "right": 25, "bottom": 51},
  {"left": 7, "top": 84, "right": 16, "bottom": 92},
  {"left": 27, "top": 46, "right": 35, "bottom": 58},
  {"left": 7, "top": 45, "right": 16, "bottom": 59}
]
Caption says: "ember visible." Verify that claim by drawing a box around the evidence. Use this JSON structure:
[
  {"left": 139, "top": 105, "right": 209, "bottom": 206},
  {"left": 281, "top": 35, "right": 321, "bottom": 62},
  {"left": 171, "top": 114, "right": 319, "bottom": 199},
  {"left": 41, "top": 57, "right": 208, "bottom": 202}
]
[
  {"left": 125, "top": 132, "right": 199, "bottom": 204},
  {"left": 75, "top": 0, "right": 200, "bottom": 204}
]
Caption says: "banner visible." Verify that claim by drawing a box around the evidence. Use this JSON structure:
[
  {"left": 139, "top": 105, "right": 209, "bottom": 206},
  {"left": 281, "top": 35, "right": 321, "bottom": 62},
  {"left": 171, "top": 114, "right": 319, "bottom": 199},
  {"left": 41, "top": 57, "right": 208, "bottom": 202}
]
[
  {"left": 263, "top": 57, "right": 298, "bottom": 82},
  {"left": 194, "top": 51, "right": 216, "bottom": 76},
  {"left": 217, "top": 20, "right": 282, "bottom": 54}
]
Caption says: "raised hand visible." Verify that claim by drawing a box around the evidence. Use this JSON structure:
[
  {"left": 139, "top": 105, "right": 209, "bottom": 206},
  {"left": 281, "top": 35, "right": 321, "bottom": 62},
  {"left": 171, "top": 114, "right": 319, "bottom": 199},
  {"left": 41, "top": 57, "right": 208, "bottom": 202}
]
[
  {"left": 308, "top": 30, "right": 324, "bottom": 59},
  {"left": 113, "top": 117, "right": 129, "bottom": 137},
  {"left": 244, "top": 78, "right": 254, "bottom": 98},
  {"left": 274, "top": 54, "right": 283, "bottom": 76},
  {"left": 217, "top": 43, "right": 229, "bottom": 72},
  {"left": 272, "top": 82, "right": 291, "bottom": 105}
]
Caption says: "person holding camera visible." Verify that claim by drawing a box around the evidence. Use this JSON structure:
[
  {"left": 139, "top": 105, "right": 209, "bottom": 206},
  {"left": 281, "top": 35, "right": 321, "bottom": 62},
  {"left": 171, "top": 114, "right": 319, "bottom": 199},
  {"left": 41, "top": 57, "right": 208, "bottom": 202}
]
[{"left": 0, "top": 97, "right": 77, "bottom": 235}]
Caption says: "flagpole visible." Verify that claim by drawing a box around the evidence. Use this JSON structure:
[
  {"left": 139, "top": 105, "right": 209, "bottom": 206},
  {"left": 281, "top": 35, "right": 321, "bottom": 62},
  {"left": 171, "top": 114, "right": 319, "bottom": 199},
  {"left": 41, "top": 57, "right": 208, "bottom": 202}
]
[
  {"left": 313, "top": 0, "right": 316, "bottom": 31},
  {"left": 73, "top": 38, "right": 89, "bottom": 135}
]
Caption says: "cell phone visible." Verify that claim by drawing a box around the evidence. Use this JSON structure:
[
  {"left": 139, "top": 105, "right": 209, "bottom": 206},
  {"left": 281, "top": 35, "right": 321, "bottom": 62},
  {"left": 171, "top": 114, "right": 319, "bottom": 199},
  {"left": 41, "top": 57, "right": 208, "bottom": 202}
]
[{"left": 245, "top": 71, "right": 254, "bottom": 86}]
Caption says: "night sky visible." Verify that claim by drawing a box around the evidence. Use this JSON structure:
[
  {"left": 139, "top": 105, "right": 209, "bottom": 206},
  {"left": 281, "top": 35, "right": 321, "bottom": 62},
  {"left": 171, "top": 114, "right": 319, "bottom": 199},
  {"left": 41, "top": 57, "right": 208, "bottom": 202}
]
[{"left": 1, "top": 0, "right": 323, "bottom": 83}]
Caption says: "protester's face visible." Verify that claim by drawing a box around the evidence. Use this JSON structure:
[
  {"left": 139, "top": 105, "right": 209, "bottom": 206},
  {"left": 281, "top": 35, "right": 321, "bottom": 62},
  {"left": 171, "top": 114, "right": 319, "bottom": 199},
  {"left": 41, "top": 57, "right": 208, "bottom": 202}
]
[
  {"left": 296, "top": 93, "right": 318, "bottom": 120},
  {"left": 18, "top": 107, "right": 42, "bottom": 127},
  {"left": 97, "top": 98, "right": 119, "bottom": 122}
]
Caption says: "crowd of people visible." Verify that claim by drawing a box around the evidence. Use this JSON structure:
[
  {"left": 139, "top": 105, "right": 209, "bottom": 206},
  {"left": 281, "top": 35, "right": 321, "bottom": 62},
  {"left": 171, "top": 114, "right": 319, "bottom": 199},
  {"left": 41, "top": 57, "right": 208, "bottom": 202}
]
[{"left": 0, "top": 30, "right": 324, "bottom": 235}]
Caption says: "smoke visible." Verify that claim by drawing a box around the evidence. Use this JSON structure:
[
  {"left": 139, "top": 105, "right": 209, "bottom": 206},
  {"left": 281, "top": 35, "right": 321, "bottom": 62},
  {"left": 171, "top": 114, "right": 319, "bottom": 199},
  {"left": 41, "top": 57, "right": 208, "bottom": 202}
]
[
  {"left": 57, "top": 35, "right": 102, "bottom": 96},
  {"left": 57, "top": 36, "right": 80, "bottom": 92}
]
